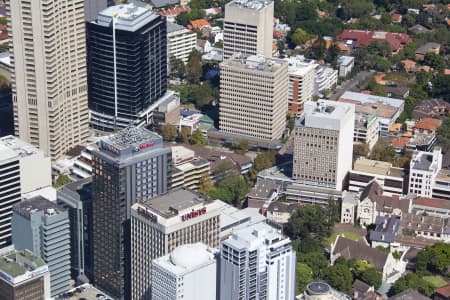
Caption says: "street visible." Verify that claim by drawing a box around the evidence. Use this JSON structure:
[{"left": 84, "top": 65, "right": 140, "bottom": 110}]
[{"left": 328, "top": 70, "right": 373, "bottom": 100}]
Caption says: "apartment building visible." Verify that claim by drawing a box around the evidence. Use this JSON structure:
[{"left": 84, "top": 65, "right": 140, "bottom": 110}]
[
  {"left": 284, "top": 56, "right": 315, "bottom": 114},
  {"left": 7, "top": 0, "right": 89, "bottom": 160},
  {"left": 220, "top": 223, "right": 296, "bottom": 300},
  {"left": 432, "top": 169, "right": 450, "bottom": 201},
  {"left": 91, "top": 127, "right": 171, "bottom": 299},
  {"left": 12, "top": 197, "right": 71, "bottom": 297},
  {"left": 167, "top": 22, "right": 196, "bottom": 63},
  {"left": 0, "top": 136, "right": 51, "bottom": 248},
  {"left": 293, "top": 100, "right": 354, "bottom": 191},
  {"left": 223, "top": 0, "right": 273, "bottom": 59},
  {"left": 170, "top": 146, "right": 210, "bottom": 190},
  {"left": 0, "top": 247, "right": 51, "bottom": 300},
  {"left": 409, "top": 148, "right": 442, "bottom": 198},
  {"left": 354, "top": 112, "right": 379, "bottom": 150},
  {"left": 219, "top": 54, "right": 288, "bottom": 141},
  {"left": 151, "top": 243, "right": 218, "bottom": 300},
  {"left": 130, "top": 188, "right": 221, "bottom": 300}
]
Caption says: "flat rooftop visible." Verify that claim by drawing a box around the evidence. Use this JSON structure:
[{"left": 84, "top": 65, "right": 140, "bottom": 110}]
[
  {"left": 411, "top": 152, "right": 434, "bottom": 171},
  {"left": 340, "top": 91, "right": 404, "bottom": 108},
  {"left": 139, "top": 188, "right": 212, "bottom": 218},
  {"left": 226, "top": 0, "right": 272, "bottom": 10},
  {"left": 354, "top": 158, "right": 392, "bottom": 176},
  {"left": 14, "top": 196, "right": 62, "bottom": 219},
  {"left": 304, "top": 100, "right": 353, "bottom": 120},
  {"left": 96, "top": 3, "right": 158, "bottom": 31},
  {"left": 104, "top": 127, "right": 161, "bottom": 151},
  {"left": 0, "top": 249, "right": 46, "bottom": 278},
  {"left": 436, "top": 169, "right": 450, "bottom": 182},
  {"left": 222, "top": 54, "right": 286, "bottom": 73},
  {"left": 0, "top": 135, "right": 42, "bottom": 161},
  {"left": 64, "top": 283, "right": 114, "bottom": 300},
  {"left": 225, "top": 223, "right": 283, "bottom": 250}
]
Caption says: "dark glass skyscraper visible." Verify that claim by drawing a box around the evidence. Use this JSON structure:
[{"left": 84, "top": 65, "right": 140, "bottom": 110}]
[
  {"left": 91, "top": 127, "right": 171, "bottom": 299},
  {"left": 87, "top": 4, "right": 167, "bottom": 130}
]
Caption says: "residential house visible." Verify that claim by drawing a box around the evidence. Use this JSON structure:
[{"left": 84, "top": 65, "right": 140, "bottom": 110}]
[
  {"left": 266, "top": 201, "right": 299, "bottom": 224},
  {"left": 338, "top": 30, "right": 412, "bottom": 55},
  {"left": 413, "top": 99, "right": 450, "bottom": 119},
  {"left": 415, "top": 42, "right": 441, "bottom": 61},
  {"left": 247, "top": 178, "right": 282, "bottom": 209},
  {"left": 401, "top": 59, "right": 416, "bottom": 73},
  {"left": 389, "top": 290, "right": 430, "bottom": 299},
  {"left": 350, "top": 280, "right": 381, "bottom": 300},
  {"left": 408, "top": 24, "right": 431, "bottom": 34},
  {"left": 434, "top": 283, "right": 450, "bottom": 300},
  {"left": 331, "top": 236, "right": 406, "bottom": 283},
  {"left": 413, "top": 118, "right": 442, "bottom": 135}
]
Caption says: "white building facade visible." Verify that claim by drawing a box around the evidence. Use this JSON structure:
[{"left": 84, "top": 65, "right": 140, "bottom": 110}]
[
  {"left": 0, "top": 136, "right": 51, "bottom": 248},
  {"left": 131, "top": 189, "right": 221, "bottom": 300},
  {"left": 151, "top": 243, "right": 218, "bottom": 300},
  {"left": 409, "top": 148, "right": 442, "bottom": 198},
  {"left": 167, "top": 22, "right": 196, "bottom": 63},
  {"left": 220, "top": 223, "right": 296, "bottom": 300},
  {"left": 293, "top": 100, "right": 355, "bottom": 191},
  {"left": 223, "top": 0, "right": 273, "bottom": 59}
]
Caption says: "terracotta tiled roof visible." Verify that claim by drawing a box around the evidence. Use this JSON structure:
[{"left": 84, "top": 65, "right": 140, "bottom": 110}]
[
  {"left": 338, "top": 30, "right": 411, "bottom": 52},
  {"left": 188, "top": 19, "right": 210, "bottom": 30},
  {"left": 413, "top": 197, "right": 450, "bottom": 210},
  {"left": 391, "top": 136, "right": 409, "bottom": 148},
  {"left": 158, "top": 6, "right": 190, "bottom": 16},
  {"left": 435, "top": 283, "right": 450, "bottom": 297},
  {"left": 391, "top": 14, "right": 402, "bottom": 22},
  {"left": 401, "top": 59, "right": 416, "bottom": 70},
  {"left": 414, "top": 117, "right": 442, "bottom": 132}
]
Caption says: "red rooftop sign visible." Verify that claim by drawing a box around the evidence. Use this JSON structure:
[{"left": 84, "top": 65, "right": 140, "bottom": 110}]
[{"left": 181, "top": 207, "right": 207, "bottom": 222}]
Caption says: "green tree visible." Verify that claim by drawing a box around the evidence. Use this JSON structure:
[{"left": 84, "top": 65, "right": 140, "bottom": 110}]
[
  {"left": 325, "top": 45, "right": 340, "bottom": 65},
  {"left": 323, "top": 263, "right": 353, "bottom": 293},
  {"left": 215, "top": 160, "right": 240, "bottom": 184},
  {"left": 424, "top": 52, "right": 445, "bottom": 70},
  {"left": 234, "top": 139, "right": 249, "bottom": 155},
  {"left": 354, "top": 261, "right": 382, "bottom": 289},
  {"left": 198, "top": 173, "right": 214, "bottom": 195},
  {"left": 179, "top": 126, "right": 191, "bottom": 144},
  {"left": 339, "top": 0, "right": 374, "bottom": 19},
  {"left": 415, "top": 243, "right": 450, "bottom": 276},
  {"left": 432, "top": 74, "right": 450, "bottom": 101},
  {"left": 353, "top": 143, "right": 369, "bottom": 161},
  {"left": 160, "top": 124, "right": 178, "bottom": 142},
  {"left": 169, "top": 56, "right": 186, "bottom": 79},
  {"left": 291, "top": 28, "right": 311, "bottom": 46},
  {"left": 189, "top": 83, "right": 216, "bottom": 109},
  {"left": 190, "top": 128, "right": 205, "bottom": 146},
  {"left": 53, "top": 174, "right": 72, "bottom": 189},
  {"left": 298, "top": 251, "right": 329, "bottom": 277},
  {"left": 392, "top": 273, "right": 434, "bottom": 296},
  {"left": 209, "top": 176, "right": 249, "bottom": 207},
  {"left": 186, "top": 50, "right": 203, "bottom": 84},
  {"left": 296, "top": 263, "right": 313, "bottom": 293},
  {"left": 370, "top": 140, "right": 396, "bottom": 163},
  {"left": 285, "top": 205, "right": 332, "bottom": 241}
]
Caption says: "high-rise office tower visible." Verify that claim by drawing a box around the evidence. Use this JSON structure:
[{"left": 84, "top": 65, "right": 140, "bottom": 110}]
[
  {"left": 219, "top": 54, "right": 288, "bottom": 142},
  {"left": 131, "top": 188, "right": 221, "bottom": 300},
  {"left": 223, "top": 0, "right": 273, "bottom": 60},
  {"left": 7, "top": 0, "right": 89, "bottom": 160},
  {"left": 57, "top": 177, "right": 94, "bottom": 282},
  {"left": 220, "top": 223, "right": 296, "bottom": 300},
  {"left": 0, "top": 246, "right": 51, "bottom": 300},
  {"left": 0, "top": 136, "right": 51, "bottom": 248},
  {"left": 87, "top": 3, "right": 167, "bottom": 130},
  {"left": 92, "top": 127, "right": 171, "bottom": 299},
  {"left": 12, "top": 197, "right": 71, "bottom": 297},
  {"left": 293, "top": 100, "right": 355, "bottom": 191},
  {"left": 151, "top": 243, "right": 218, "bottom": 300}
]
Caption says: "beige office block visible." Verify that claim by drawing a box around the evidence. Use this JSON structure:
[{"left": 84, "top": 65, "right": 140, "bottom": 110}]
[
  {"left": 7, "top": 0, "right": 89, "bottom": 160},
  {"left": 219, "top": 54, "right": 288, "bottom": 141}
]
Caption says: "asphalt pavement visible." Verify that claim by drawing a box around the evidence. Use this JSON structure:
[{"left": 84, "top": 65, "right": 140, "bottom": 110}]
[{"left": 328, "top": 70, "right": 373, "bottom": 100}]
